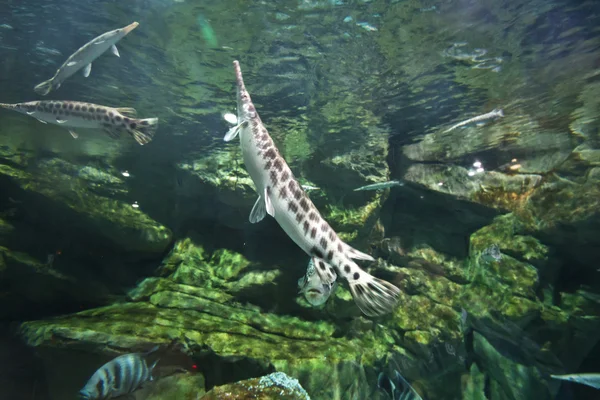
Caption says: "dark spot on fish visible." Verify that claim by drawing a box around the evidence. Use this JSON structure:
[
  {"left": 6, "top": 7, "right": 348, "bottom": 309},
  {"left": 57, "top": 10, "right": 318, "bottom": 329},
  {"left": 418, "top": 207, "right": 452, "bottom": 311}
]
[
  {"left": 273, "top": 159, "right": 283, "bottom": 172},
  {"left": 82, "top": 106, "right": 87, "bottom": 112},
  {"left": 62, "top": 103, "right": 67, "bottom": 109},
  {"left": 270, "top": 170, "right": 278, "bottom": 185},
  {"left": 89, "top": 107, "right": 95, "bottom": 112},
  {"left": 320, "top": 238, "right": 328, "bottom": 251},
  {"left": 279, "top": 186, "right": 288, "bottom": 199},
  {"left": 310, "top": 228, "right": 317, "bottom": 239},
  {"left": 124, "top": 117, "right": 130, "bottom": 123},
  {"left": 344, "top": 265, "right": 351, "bottom": 273},
  {"left": 141, "top": 120, "right": 149, "bottom": 126},
  {"left": 130, "top": 122, "right": 137, "bottom": 130},
  {"left": 54, "top": 103, "right": 60, "bottom": 109},
  {"left": 115, "top": 116, "right": 122, "bottom": 122},
  {"left": 264, "top": 160, "right": 272, "bottom": 170},
  {"left": 318, "top": 261, "right": 326, "bottom": 270},
  {"left": 329, "top": 266, "right": 335, "bottom": 274},
  {"left": 288, "top": 202, "right": 298, "bottom": 213},
  {"left": 328, "top": 231, "right": 335, "bottom": 241},
  {"left": 303, "top": 221, "right": 310, "bottom": 233},
  {"left": 68, "top": 104, "right": 74, "bottom": 110},
  {"left": 353, "top": 272, "right": 360, "bottom": 280},
  {"left": 104, "top": 115, "right": 110, "bottom": 122},
  {"left": 37, "top": 105, "right": 43, "bottom": 112},
  {"left": 294, "top": 189, "right": 302, "bottom": 200},
  {"left": 281, "top": 171, "right": 289, "bottom": 182},
  {"left": 327, "top": 251, "right": 333, "bottom": 261},
  {"left": 109, "top": 111, "right": 114, "bottom": 117},
  {"left": 264, "top": 148, "right": 276, "bottom": 159},
  {"left": 296, "top": 213, "right": 304, "bottom": 223},
  {"left": 308, "top": 212, "right": 318, "bottom": 221},
  {"left": 288, "top": 180, "right": 296, "bottom": 192},
  {"left": 321, "top": 222, "right": 329, "bottom": 232},
  {"left": 260, "top": 133, "right": 268, "bottom": 141},
  {"left": 338, "top": 243, "right": 343, "bottom": 252},
  {"left": 75, "top": 105, "right": 80, "bottom": 111},
  {"left": 299, "top": 198, "right": 309, "bottom": 212}
]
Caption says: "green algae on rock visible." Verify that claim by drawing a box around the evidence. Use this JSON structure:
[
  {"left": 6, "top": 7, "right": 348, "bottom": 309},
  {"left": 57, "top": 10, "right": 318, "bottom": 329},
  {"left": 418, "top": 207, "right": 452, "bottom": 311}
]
[{"left": 201, "top": 372, "right": 310, "bottom": 400}]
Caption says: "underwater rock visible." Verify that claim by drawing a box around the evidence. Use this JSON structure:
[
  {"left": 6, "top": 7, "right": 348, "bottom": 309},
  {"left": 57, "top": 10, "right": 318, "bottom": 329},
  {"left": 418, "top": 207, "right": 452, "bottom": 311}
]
[
  {"left": 0, "top": 159, "right": 172, "bottom": 254},
  {"left": 472, "top": 331, "right": 554, "bottom": 400},
  {"left": 201, "top": 372, "right": 310, "bottom": 400}
]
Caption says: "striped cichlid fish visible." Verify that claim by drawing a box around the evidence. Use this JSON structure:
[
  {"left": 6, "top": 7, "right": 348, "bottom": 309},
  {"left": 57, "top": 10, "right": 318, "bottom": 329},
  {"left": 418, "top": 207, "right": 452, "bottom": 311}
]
[
  {"left": 0, "top": 100, "right": 158, "bottom": 145},
  {"left": 34, "top": 22, "right": 139, "bottom": 96},
  {"left": 298, "top": 257, "right": 337, "bottom": 306},
  {"left": 225, "top": 60, "right": 400, "bottom": 317},
  {"left": 79, "top": 346, "right": 159, "bottom": 399}
]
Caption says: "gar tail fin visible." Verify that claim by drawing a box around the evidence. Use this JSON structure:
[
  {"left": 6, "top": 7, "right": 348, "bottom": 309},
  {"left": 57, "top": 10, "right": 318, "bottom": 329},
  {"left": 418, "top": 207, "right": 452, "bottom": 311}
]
[
  {"left": 33, "top": 78, "right": 54, "bottom": 96},
  {"left": 127, "top": 118, "right": 158, "bottom": 145},
  {"left": 340, "top": 258, "right": 400, "bottom": 317}
]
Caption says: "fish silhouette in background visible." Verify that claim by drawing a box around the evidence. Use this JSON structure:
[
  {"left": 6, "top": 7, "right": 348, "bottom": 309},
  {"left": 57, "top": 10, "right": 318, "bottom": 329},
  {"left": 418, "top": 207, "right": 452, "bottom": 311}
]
[
  {"left": 297, "top": 257, "right": 338, "bottom": 306},
  {"left": 34, "top": 22, "right": 139, "bottom": 95}
]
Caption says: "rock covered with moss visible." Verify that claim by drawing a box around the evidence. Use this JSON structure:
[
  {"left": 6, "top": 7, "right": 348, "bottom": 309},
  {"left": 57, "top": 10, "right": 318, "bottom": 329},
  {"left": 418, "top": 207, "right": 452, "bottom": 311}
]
[{"left": 202, "top": 372, "right": 310, "bottom": 400}]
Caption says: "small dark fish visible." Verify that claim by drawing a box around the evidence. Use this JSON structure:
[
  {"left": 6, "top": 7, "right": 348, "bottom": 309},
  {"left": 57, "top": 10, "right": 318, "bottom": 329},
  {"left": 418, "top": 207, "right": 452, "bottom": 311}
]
[
  {"left": 377, "top": 370, "right": 423, "bottom": 400},
  {"left": 0, "top": 101, "right": 157, "bottom": 145},
  {"left": 79, "top": 346, "right": 159, "bottom": 399}
]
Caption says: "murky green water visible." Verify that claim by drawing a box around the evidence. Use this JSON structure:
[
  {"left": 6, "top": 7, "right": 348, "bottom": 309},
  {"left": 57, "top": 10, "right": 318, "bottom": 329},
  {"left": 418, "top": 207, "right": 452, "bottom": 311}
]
[{"left": 1, "top": 0, "right": 599, "bottom": 399}]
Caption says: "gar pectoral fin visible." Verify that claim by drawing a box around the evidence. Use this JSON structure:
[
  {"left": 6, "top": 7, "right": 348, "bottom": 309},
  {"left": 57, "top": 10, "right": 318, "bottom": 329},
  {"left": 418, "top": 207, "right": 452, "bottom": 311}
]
[
  {"left": 56, "top": 118, "right": 68, "bottom": 124},
  {"left": 69, "top": 130, "right": 79, "bottom": 139},
  {"left": 33, "top": 79, "right": 54, "bottom": 96},
  {"left": 264, "top": 187, "right": 274, "bottom": 217},
  {"left": 111, "top": 44, "right": 120, "bottom": 57},
  {"left": 249, "top": 196, "right": 267, "bottom": 223},
  {"left": 82, "top": 63, "right": 92, "bottom": 77},
  {"left": 223, "top": 120, "right": 247, "bottom": 142}
]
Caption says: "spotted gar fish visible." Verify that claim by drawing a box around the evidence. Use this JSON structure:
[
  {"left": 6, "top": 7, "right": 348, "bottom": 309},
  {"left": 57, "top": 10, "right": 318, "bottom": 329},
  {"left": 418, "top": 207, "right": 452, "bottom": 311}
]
[
  {"left": 442, "top": 108, "right": 504, "bottom": 133},
  {"left": 79, "top": 346, "right": 159, "bottom": 399},
  {"left": 34, "top": 22, "right": 139, "bottom": 96},
  {"left": 225, "top": 60, "right": 400, "bottom": 317},
  {"left": 0, "top": 100, "right": 158, "bottom": 145}
]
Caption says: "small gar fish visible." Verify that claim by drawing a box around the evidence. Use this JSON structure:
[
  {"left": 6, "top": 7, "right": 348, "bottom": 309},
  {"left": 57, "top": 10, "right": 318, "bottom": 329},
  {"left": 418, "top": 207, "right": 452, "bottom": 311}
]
[
  {"left": 225, "top": 60, "right": 400, "bottom": 317},
  {"left": 0, "top": 100, "right": 158, "bottom": 145},
  {"left": 79, "top": 346, "right": 160, "bottom": 399},
  {"left": 354, "top": 180, "right": 404, "bottom": 191},
  {"left": 551, "top": 373, "right": 600, "bottom": 390},
  {"left": 443, "top": 108, "right": 504, "bottom": 133},
  {"left": 34, "top": 22, "right": 139, "bottom": 96},
  {"left": 298, "top": 257, "right": 337, "bottom": 306}
]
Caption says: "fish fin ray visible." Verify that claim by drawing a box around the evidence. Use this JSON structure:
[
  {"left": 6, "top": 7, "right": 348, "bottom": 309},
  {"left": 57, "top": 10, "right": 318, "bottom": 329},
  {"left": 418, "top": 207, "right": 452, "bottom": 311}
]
[
  {"left": 35, "top": 118, "right": 48, "bottom": 124},
  {"left": 346, "top": 263, "right": 400, "bottom": 317},
  {"left": 102, "top": 126, "right": 122, "bottom": 139},
  {"left": 56, "top": 118, "right": 67, "bottom": 124},
  {"left": 249, "top": 196, "right": 266, "bottom": 223},
  {"left": 68, "top": 130, "right": 79, "bottom": 139},
  {"left": 264, "top": 187, "right": 274, "bottom": 217},
  {"left": 33, "top": 79, "right": 54, "bottom": 96},
  {"left": 115, "top": 107, "right": 137, "bottom": 117},
  {"left": 66, "top": 61, "right": 77, "bottom": 67},
  {"left": 82, "top": 63, "right": 91, "bottom": 77},
  {"left": 343, "top": 243, "right": 375, "bottom": 261},
  {"left": 26, "top": 111, "right": 35, "bottom": 115},
  {"left": 223, "top": 120, "right": 247, "bottom": 142},
  {"left": 128, "top": 118, "right": 158, "bottom": 145},
  {"left": 311, "top": 257, "right": 337, "bottom": 285},
  {"left": 111, "top": 44, "right": 120, "bottom": 57}
]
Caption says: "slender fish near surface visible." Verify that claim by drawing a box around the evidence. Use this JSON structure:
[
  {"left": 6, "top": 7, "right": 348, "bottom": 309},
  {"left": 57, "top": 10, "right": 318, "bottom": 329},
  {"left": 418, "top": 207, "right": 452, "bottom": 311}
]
[
  {"left": 34, "top": 22, "right": 139, "bottom": 96},
  {"left": 442, "top": 108, "right": 504, "bottom": 133},
  {"left": 79, "top": 346, "right": 160, "bottom": 399},
  {"left": 353, "top": 180, "right": 404, "bottom": 191},
  {"left": 298, "top": 257, "right": 337, "bottom": 306},
  {"left": 225, "top": 60, "right": 400, "bottom": 317},
  {"left": 0, "top": 100, "right": 158, "bottom": 145}
]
